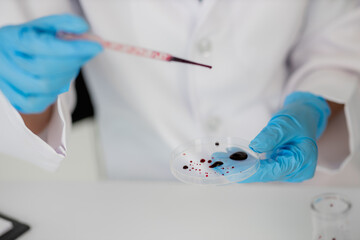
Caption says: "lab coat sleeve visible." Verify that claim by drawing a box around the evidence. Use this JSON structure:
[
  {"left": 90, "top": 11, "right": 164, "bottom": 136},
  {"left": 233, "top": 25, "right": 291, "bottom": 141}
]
[
  {"left": 0, "top": 87, "right": 75, "bottom": 171},
  {"left": 0, "top": 0, "right": 80, "bottom": 171},
  {"left": 285, "top": 0, "right": 360, "bottom": 172}
]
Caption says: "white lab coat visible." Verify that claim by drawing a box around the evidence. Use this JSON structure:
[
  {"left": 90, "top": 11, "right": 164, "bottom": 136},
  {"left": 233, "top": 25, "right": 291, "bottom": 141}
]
[{"left": 0, "top": 0, "right": 360, "bottom": 180}]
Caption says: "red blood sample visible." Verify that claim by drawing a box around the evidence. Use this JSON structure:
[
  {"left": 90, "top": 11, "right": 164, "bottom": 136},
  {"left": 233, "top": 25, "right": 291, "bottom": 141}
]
[
  {"left": 208, "top": 160, "right": 212, "bottom": 163},
  {"left": 229, "top": 151, "right": 248, "bottom": 161},
  {"left": 232, "top": 166, "right": 234, "bottom": 169},
  {"left": 200, "top": 159, "right": 206, "bottom": 163},
  {"left": 209, "top": 161, "right": 224, "bottom": 168},
  {"left": 226, "top": 171, "right": 229, "bottom": 173},
  {"left": 103, "top": 42, "right": 112, "bottom": 48},
  {"left": 215, "top": 142, "right": 219, "bottom": 146},
  {"left": 199, "top": 169, "right": 201, "bottom": 171},
  {"left": 206, "top": 175, "right": 208, "bottom": 177},
  {"left": 183, "top": 165, "right": 188, "bottom": 169},
  {"left": 183, "top": 153, "right": 186, "bottom": 156},
  {"left": 190, "top": 161, "right": 193, "bottom": 163}
]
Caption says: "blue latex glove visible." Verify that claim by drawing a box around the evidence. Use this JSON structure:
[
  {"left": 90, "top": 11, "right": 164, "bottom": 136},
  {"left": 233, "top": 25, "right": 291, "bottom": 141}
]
[
  {"left": 243, "top": 91, "right": 331, "bottom": 183},
  {"left": 0, "top": 14, "right": 103, "bottom": 113}
]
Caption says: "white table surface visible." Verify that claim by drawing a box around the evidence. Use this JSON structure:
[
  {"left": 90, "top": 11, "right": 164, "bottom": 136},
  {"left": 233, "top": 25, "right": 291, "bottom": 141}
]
[
  {"left": 0, "top": 182, "right": 359, "bottom": 240},
  {"left": 0, "top": 120, "right": 360, "bottom": 240}
]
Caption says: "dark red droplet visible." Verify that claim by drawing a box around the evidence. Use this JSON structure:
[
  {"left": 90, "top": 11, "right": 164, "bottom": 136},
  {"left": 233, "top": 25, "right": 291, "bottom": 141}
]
[
  {"left": 183, "top": 153, "right": 186, "bottom": 156},
  {"left": 212, "top": 157, "right": 214, "bottom": 159},
  {"left": 232, "top": 166, "right": 234, "bottom": 169},
  {"left": 200, "top": 159, "right": 206, "bottom": 163},
  {"left": 183, "top": 165, "right": 188, "bottom": 169},
  {"left": 215, "top": 142, "right": 219, "bottom": 146},
  {"left": 229, "top": 151, "right": 248, "bottom": 161},
  {"left": 208, "top": 160, "right": 212, "bottom": 163},
  {"left": 206, "top": 175, "right": 208, "bottom": 177},
  {"left": 226, "top": 171, "right": 229, "bottom": 173},
  {"left": 209, "top": 161, "right": 224, "bottom": 168},
  {"left": 190, "top": 161, "right": 193, "bottom": 163}
]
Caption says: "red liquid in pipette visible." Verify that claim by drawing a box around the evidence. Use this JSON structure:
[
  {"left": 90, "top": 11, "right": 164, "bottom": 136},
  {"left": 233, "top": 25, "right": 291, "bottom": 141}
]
[{"left": 57, "top": 32, "right": 212, "bottom": 69}]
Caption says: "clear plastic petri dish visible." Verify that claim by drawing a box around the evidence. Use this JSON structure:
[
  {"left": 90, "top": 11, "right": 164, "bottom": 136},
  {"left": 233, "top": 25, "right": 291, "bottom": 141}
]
[{"left": 171, "top": 137, "right": 260, "bottom": 185}]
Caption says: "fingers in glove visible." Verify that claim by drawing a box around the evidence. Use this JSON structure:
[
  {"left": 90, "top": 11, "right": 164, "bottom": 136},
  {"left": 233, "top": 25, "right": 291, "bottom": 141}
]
[
  {"left": 0, "top": 79, "right": 57, "bottom": 113},
  {"left": 249, "top": 115, "right": 302, "bottom": 153},
  {"left": 242, "top": 137, "right": 317, "bottom": 183}
]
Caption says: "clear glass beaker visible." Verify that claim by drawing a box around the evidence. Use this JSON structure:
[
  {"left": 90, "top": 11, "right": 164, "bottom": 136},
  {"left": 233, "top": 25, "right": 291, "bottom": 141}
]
[{"left": 310, "top": 193, "right": 352, "bottom": 240}]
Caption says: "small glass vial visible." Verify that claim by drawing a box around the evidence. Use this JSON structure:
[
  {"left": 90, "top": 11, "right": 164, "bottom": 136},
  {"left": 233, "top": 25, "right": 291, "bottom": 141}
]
[{"left": 311, "top": 193, "right": 352, "bottom": 240}]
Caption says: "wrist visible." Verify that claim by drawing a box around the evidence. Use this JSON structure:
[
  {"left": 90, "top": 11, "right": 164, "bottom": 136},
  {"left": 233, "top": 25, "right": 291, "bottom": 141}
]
[{"left": 20, "top": 104, "right": 54, "bottom": 135}]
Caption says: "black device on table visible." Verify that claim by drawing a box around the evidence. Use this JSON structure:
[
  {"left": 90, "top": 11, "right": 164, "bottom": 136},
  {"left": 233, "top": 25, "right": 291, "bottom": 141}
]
[{"left": 0, "top": 212, "right": 30, "bottom": 240}]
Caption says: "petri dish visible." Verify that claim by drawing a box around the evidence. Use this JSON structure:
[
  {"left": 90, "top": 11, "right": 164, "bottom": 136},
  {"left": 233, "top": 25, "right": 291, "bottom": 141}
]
[{"left": 171, "top": 137, "right": 260, "bottom": 185}]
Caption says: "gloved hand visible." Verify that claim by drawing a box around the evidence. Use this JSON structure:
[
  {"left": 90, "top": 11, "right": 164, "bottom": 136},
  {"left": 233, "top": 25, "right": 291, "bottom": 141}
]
[
  {"left": 243, "top": 91, "right": 331, "bottom": 183},
  {"left": 0, "top": 14, "right": 103, "bottom": 113}
]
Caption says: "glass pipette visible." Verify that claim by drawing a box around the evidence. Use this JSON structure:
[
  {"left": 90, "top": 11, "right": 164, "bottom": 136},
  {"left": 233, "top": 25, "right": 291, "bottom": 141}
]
[{"left": 57, "top": 32, "right": 212, "bottom": 69}]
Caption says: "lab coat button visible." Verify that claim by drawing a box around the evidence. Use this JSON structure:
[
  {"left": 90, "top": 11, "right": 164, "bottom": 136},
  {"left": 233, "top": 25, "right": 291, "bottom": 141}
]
[
  {"left": 197, "top": 38, "right": 212, "bottom": 57},
  {"left": 206, "top": 116, "right": 221, "bottom": 131}
]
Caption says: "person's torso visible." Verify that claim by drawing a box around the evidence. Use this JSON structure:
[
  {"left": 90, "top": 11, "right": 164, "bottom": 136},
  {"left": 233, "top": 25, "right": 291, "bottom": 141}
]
[
  {"left": 78, "top": 0, "right": 312, "bottom": 180},
  {"left": 2, "top": 0, "right": 311, "bottom": 180}
]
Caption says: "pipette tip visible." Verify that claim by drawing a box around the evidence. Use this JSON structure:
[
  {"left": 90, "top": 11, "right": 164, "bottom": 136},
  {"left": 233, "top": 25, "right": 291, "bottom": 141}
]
[{"left": 170, "top": 57, "right": 212, "bottom": 69}]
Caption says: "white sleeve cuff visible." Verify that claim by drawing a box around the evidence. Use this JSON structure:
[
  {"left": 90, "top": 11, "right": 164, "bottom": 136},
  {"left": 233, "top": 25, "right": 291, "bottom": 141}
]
[
  {"left": 285, "top": 69, "right": 360, "bottom": 173},
  {"left": 0, "top": 91, "right": 71, "bottom": 171}
]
